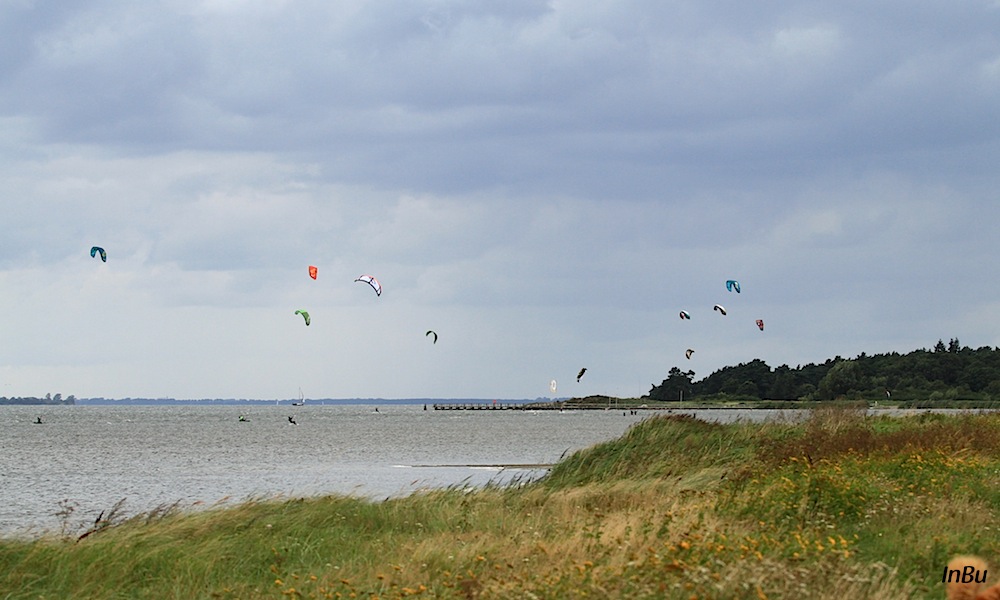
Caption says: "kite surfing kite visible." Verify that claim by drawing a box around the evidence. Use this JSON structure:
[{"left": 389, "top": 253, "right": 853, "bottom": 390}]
[
  {"left": 550, "top": 379, "right": 558, "bottom": 394},
  {"left": 679, "top": 310, "right": 691, "bottom": 320},
  {"left": 295, "top": 310, "right": 310, "bottom": 326},
  {"left": 355, "top": 274, "right": 382, "bottom": 296},
  {"left": 90, "top": 247, "right": 107, "bottom": 262},
  {"left": 756, "top": 319, "right": 764, "bottom": 331},
  {"left": 685, "top": 349, "right": 695, "bottom": 360},
  {"left": 713, "top": 304, "right": 727, "bottom": 315},
  {"left": 426, "top": 330, "right": 438, "bottom": 344},
  {"left": 308, "top": 266, "right": 318, "bottom": 280},
  {"left": 577, "top": 367, "right": 587, "bottom": 382},
  {"left": 726, "top": 280, "right": 741, "bottom": 293}
]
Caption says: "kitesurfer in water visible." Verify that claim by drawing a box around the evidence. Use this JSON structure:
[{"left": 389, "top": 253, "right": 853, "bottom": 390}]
[
  {"left": 34, "top": 416, "right": 42, "bottom": 424},
  {"left": 288, "top": 416, "right": 297, "bottom": 425}
]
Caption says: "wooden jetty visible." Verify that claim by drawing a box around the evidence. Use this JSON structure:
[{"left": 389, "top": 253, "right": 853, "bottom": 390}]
[
  {"left": 431, "top": 401, "right": 641, "bottom": 411},
  {"left": 432, "top": 402, "right": 528, "bottom": 411}
]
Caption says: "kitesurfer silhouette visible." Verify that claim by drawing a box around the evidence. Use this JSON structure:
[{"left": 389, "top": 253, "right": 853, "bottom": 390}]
[{"left": 288, "top": 416, "right": 297, "bottom": 425}]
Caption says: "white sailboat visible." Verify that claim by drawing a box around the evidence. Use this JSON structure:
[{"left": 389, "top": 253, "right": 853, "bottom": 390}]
[{"left": 292, "top": 387, "right": 305, "bottom": 406}]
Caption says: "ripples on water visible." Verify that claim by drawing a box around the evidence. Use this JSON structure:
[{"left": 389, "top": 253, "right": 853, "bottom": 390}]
[{"left": 0, "top": 404, "right": 793, "bottom": 536}]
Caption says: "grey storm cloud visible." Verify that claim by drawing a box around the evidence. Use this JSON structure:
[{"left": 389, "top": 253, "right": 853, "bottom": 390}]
[{"left": 5, "top": 1, "right": 997, "bottom": 192}]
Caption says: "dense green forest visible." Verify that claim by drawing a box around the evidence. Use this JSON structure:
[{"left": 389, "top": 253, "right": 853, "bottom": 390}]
[{"left": 647, "top": 338, "right": 1000, "bottom": 404}]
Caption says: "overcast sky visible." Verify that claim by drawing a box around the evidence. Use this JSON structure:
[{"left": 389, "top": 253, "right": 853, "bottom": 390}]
[{"left": 2, "top": 0, "right": 999, "bottom": 400}]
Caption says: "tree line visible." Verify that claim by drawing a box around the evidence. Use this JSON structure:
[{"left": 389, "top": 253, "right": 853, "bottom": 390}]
[
  {"left": 0, "top": 393, "right": 75, "bottom": 405},
  {"left": 646, "top": 338, "right": 1000, "bottom": 403}
]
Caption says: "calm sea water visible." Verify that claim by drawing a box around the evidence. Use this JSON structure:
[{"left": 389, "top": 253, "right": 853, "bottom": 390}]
[{"left": 0, "top": 404, "right": 792, "bottom": 537}]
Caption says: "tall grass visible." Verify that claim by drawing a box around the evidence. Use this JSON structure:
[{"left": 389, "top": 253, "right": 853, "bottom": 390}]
[
  {"left": 543, "top": 414, "right": 762, "bottom": 488},
  {"left": 2, "top": 409, "right": 998, "bottom": 598}
]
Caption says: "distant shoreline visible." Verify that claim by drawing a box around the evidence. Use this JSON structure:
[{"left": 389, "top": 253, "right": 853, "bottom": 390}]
[
  {"left": 5, "top": 396, "right": 999, "bottom": 410},
  {"left": 0, "top": 399, "right": 75, "bottom": 406},
  {"left": 3, "top": 397, "right": 545, "bottom": 407}
]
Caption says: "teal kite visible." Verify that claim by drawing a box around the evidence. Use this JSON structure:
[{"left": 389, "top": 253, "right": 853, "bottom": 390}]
[{"left": 90, "top": 246, "right": 107, "bottom": 262}]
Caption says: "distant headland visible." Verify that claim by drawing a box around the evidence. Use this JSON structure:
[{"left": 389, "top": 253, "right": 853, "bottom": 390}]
[{"left": 0, "top": 394, "right": 75, "bottom": 406}]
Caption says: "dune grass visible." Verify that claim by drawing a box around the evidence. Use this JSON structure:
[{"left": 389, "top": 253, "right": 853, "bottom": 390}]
[{"left": 2, "top": 408, "right": 999, "bottom": 598}]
